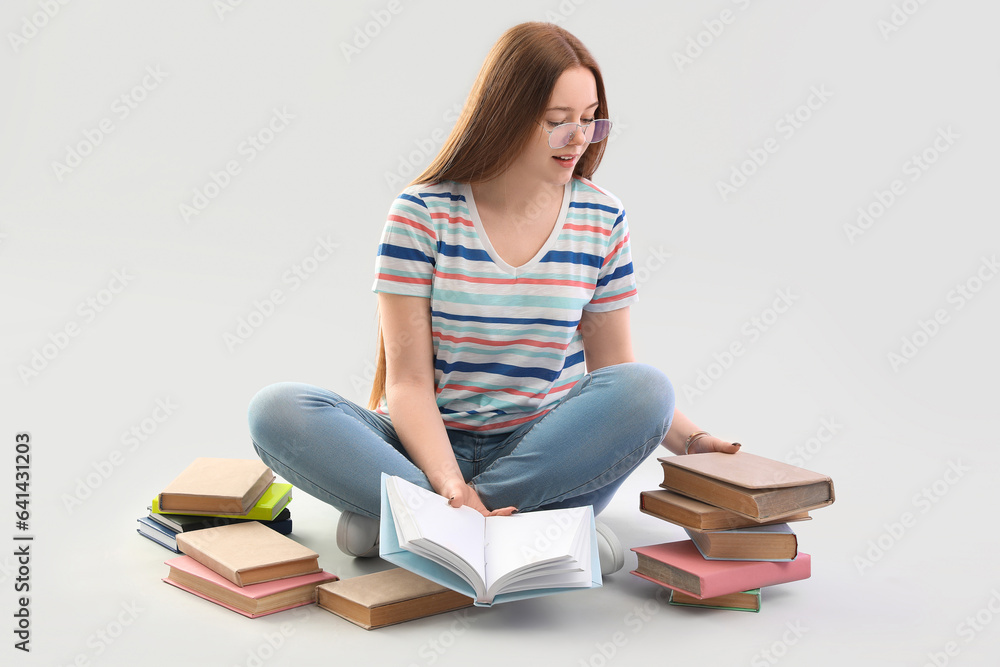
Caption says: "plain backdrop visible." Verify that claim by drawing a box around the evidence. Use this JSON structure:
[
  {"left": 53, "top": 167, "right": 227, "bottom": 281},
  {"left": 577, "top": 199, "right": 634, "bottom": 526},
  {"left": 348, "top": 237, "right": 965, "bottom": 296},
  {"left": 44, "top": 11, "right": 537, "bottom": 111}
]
[{"left": 2, "top": 1, "right": 998, "bottom": 665}]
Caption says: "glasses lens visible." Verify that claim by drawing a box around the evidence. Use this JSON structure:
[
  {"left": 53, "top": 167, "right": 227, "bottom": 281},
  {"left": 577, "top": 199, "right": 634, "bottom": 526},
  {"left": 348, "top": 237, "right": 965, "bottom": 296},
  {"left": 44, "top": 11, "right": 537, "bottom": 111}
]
[
  {"left": 587, "top": 119, "right": 612, "bottom": 143},
  {"left": 549, "top": 124, "right": 575, "bottom": 149},
  {"left": 548, "top": 120, "right": 612, "bottom": 148}
]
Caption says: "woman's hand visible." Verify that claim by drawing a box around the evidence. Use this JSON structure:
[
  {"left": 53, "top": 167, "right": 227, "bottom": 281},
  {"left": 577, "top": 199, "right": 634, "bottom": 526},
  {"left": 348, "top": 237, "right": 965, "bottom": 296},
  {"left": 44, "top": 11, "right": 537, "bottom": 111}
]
[
  {"left": 687, "top": 434, "right": 741, "bottom": 455},
  {"left": 437, "top": 477, "right": 517, "bottom": 517}
]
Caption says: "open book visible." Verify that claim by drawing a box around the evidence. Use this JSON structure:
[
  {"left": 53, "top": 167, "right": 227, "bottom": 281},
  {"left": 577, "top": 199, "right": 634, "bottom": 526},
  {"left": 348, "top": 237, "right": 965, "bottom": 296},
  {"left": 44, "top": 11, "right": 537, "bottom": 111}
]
[{"left": 379, "top": 474, "right": 600, "bottom": 607}]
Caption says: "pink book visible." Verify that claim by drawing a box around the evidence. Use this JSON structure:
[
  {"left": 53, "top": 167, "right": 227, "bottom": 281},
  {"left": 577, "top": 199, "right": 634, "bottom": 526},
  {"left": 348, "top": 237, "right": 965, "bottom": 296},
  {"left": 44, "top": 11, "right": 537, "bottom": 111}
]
[
  {"left": 630, "top": 540, "right": 810, "bottom": 599},
  {"left": 163, "top": 556, "right": 338, "bottom": 618}
]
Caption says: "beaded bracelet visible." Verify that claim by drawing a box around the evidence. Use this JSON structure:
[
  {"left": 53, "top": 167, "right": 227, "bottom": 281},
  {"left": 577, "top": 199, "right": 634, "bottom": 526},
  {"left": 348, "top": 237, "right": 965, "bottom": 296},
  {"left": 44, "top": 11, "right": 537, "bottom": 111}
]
[{"left": 684, "top": 430, "right": 711, "bottom": 455}]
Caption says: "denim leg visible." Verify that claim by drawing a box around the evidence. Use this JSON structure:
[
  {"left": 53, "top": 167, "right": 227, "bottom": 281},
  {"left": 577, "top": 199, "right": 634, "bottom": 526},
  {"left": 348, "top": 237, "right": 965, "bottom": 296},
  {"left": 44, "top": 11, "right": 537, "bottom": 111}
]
[
  {"left": 470, "top": 363, "right": 675, "bottom": 514},
  {"left": 247, "top": 382, "right": 434, "bottom": 519}
]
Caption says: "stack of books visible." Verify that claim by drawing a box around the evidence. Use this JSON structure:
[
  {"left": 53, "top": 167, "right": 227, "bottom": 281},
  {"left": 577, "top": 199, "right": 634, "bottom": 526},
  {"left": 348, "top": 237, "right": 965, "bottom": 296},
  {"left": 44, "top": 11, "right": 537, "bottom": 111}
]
[
  {"left": 136, "top": 457, "right": 334, "bottom": 618},
  {"left": 164, "top": 521, "right": 337, "bottom": 618},
  {"left": 136, "top": 457, "right": 294, "bottom": 553},
  {"left": 632, "top": 452, "right": 835, "bottom": 612}
]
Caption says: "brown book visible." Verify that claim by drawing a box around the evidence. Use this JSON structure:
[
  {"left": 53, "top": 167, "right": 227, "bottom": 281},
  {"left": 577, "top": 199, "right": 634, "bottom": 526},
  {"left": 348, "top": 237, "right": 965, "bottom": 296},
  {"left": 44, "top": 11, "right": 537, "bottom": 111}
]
[
  {"left": 159, "top": 458, "right": 274, "bottom": 515},
  {"left": 685, "top": 524, "right": 798, "bottom": 561},
  {"left": 640, "top": 489, "right": 811, "bottom": 531},
  {"left": 316, "top": 568, "right": 474, "bottom": 630},
  {"left": 176, "top": 521, "right": 320, "bottom": 587},
  {"left": 659, "top": 452, "right": 835, "bottom": 521}
]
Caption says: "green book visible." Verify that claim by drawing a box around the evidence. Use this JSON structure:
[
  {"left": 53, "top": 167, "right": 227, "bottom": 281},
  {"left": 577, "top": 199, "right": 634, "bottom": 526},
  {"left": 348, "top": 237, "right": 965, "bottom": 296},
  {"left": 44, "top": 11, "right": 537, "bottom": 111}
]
[
  {"left": 668, "top": 588, "right": 761, "bottom": 613},
  {"left": 152, "top": 483, "right": 292, "bottom": 521}
]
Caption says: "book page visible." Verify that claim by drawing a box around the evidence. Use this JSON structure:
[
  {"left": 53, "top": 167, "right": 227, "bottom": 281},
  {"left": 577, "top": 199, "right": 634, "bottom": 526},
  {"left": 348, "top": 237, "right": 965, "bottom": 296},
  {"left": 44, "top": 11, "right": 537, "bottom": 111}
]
[
  {"left": 482, "top": 507, "right": 590, "bottom": 596},
  {"left": 386, "top": 477, "right": 487, "bottom": 592}
]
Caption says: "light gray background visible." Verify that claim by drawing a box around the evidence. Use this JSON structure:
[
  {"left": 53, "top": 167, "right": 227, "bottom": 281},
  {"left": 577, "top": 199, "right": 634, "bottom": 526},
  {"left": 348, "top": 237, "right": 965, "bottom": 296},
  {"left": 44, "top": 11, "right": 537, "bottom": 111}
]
[{"left": 2, "top": 1, "right": 998, "bottom": 665}]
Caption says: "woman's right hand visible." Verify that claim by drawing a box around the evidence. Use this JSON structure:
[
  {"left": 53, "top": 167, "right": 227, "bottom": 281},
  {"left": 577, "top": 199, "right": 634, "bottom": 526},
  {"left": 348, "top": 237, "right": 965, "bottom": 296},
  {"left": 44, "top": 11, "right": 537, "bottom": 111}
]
[{"left": 438, "top": 477, "right": 517, "bottom": 517}]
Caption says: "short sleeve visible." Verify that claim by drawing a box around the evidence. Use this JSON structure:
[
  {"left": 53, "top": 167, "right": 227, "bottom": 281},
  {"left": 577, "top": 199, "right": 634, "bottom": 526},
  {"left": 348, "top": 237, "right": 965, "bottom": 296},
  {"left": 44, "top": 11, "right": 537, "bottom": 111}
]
[
  {"left": 372, "top": 191, "right": 438, "bottom": 298},
  {"left": 584, "top": 207, "right": 639, "bottom": 312}
]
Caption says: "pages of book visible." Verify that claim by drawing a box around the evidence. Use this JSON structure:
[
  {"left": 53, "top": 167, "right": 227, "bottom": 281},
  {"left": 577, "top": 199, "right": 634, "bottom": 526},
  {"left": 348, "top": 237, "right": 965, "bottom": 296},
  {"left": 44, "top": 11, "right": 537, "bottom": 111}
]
[
  {"left": 381, "top": 474, "right": 600, "bottom": 606},
  {"left": 483, "top": 507, "right": 589, "bottom": 596}
]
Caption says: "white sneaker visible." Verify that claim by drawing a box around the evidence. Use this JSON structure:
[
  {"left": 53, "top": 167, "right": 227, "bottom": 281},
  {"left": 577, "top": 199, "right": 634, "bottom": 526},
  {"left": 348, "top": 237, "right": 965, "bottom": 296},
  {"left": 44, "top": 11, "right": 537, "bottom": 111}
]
[
  {"left": 595, "top": 521, "right": 624, "bottom": 576},
  {"left": 336, "top": 511, "right": 380, "bottom": 558}
]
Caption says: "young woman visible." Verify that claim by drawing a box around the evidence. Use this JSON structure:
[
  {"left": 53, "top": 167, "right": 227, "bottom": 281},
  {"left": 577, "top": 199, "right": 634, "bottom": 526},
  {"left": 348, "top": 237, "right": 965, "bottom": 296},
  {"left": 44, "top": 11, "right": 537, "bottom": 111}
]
[{"left": 248, "top": 22, "right": 739, "bottom": 575}]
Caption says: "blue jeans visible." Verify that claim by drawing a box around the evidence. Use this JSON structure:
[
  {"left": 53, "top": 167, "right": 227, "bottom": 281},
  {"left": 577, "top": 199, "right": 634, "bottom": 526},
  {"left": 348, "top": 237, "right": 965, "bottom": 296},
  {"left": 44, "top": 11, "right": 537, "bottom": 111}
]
[{"left": 247, "top": 362, "right": 674, "bottom": 519}]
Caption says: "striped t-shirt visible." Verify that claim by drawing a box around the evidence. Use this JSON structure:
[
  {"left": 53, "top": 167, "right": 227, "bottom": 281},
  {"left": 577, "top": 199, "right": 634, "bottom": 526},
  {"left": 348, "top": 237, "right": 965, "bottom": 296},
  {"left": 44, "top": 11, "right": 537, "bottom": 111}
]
[{"left": 372, "top": 177, "right": 638, "bottom": 433}]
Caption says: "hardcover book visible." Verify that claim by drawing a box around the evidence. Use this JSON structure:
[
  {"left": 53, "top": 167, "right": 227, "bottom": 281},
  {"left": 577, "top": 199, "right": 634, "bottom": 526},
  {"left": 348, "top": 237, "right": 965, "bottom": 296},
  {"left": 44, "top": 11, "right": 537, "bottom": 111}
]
[
  {"left": 630, "top": 540, "right": 810, "bottom": 599},
  {"left": 148, "top": 506, "right": 292, "bottom": 535},
  {"left": 152, "top": 482, "right": 292, "bottom": 521},
  {"left": 659, "top": 452, "right": 835, "bottom": 521},
  {"left": 136, "top": 516, "right": 181, "bottom": 553},
  {"left": 158, "top": 458, "right": 274, "bottom": 514},
  {"left": 640, "top": 489, "right": 811, "bottom": 531},
  {"left": 163, "top": 555, "right": 337, "bottom": 618},
  {"left": 176, "top": 521, "right": 320, "bottom": 587},
  {"left": 380, "top": 474, "right": 600, "bottom": 607},
  {"left": 668, "top": 588, "right": 761, "bottom": 613},
  {"left": 316, "top": 568, "right": 473, "bottom": 630},
  {"left": 684, "top": 524, "right": 798, "bottom": 561}
]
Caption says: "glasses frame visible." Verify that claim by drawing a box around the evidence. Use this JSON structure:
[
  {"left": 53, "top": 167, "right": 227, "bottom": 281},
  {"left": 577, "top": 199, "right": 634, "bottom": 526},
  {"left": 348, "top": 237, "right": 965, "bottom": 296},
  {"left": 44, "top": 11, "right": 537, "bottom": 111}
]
[{"left": 539, "top": 118, "right": 613, "bottom": 149}]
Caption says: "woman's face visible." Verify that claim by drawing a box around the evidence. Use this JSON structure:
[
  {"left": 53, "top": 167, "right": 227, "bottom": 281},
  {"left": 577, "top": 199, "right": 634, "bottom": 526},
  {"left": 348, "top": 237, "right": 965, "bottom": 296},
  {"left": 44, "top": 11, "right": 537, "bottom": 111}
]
[{"left": 513, "top": 66, "right": 599, "bottom": 189}]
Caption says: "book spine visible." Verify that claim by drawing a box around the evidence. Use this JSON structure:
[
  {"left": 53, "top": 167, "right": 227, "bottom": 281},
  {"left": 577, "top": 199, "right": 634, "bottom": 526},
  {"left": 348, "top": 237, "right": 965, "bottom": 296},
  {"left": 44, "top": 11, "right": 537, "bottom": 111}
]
[{"left": 639, "top": 492, "right": 700, "bottom": 529}]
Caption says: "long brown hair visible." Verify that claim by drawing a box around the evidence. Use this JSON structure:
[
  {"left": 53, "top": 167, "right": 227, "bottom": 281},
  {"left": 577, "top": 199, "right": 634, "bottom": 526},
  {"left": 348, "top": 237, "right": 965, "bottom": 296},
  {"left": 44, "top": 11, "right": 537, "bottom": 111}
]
[{"left": 368, "top": 22, "right": 610, "bottom": 410}]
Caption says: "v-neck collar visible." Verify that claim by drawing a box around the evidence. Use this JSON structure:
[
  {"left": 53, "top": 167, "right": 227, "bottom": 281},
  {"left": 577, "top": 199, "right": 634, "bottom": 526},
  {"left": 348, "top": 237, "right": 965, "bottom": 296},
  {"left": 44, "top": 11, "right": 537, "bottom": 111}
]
[{"left": 462, "top": 181, "right": 572, "bottom": 277}]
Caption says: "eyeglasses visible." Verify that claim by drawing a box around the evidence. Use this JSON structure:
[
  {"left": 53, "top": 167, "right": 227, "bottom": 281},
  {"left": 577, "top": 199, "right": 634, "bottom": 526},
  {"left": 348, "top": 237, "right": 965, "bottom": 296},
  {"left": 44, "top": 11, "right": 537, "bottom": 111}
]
[{"left": 539, "top": 118, "right": 613, "bottom": 149}]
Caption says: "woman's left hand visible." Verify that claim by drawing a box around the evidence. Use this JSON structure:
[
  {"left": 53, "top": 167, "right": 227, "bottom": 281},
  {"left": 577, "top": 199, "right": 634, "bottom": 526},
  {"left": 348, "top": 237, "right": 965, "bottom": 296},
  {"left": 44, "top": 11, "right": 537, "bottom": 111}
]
[{"left": 688, "top": 435, "right": 741, "bottom": 455}]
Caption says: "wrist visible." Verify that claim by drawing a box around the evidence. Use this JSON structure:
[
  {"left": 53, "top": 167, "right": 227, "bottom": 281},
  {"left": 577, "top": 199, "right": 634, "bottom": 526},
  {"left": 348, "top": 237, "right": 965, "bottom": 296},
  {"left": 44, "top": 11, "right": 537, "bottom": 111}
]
[
  {"left": 684, "top": 430, "right": 711, "bottom": 455},
  {"left": 425, "top": 467, "right": 464, "bottom": 494}
]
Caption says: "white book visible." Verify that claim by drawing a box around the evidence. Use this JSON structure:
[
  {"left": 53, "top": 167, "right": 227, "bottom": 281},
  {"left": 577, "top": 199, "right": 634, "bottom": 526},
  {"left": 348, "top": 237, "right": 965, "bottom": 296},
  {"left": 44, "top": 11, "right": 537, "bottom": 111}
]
[{"left": 379, "top": 474, "right": 601, "bottom": 607}]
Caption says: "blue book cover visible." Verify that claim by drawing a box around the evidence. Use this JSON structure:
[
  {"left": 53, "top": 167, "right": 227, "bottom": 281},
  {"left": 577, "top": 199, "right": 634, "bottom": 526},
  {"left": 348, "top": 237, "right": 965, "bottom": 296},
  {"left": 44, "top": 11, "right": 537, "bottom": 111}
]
[
  {"left": 136, "top": 515, "right": 181, "bottom": 553},
  {"left": 379, "top": 473, "right": 601, "bottom": 607}
]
